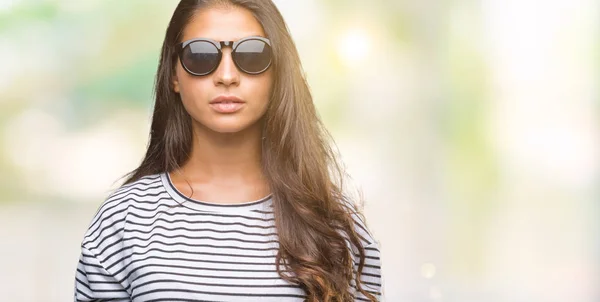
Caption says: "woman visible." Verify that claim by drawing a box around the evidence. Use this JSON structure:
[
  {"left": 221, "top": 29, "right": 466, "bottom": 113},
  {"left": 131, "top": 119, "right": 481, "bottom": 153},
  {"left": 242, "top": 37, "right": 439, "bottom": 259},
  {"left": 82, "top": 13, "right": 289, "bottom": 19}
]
[{"left": 74, "top": 0, "right": 382, "bottom": 301}]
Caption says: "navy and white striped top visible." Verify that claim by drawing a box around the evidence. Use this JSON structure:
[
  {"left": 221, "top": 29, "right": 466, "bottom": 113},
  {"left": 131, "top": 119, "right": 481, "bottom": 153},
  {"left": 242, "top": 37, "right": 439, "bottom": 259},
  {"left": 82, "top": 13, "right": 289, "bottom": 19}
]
[{"left": 74, "top": 173, "right": 383, "bottom": 301}]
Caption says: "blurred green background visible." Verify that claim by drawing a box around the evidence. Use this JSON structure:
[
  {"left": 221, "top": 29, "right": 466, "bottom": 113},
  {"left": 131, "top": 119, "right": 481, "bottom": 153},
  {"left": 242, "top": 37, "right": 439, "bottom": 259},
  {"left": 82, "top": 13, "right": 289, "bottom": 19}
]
[{"left": 0, "top": 0, "right": 598, "bottom": 301}]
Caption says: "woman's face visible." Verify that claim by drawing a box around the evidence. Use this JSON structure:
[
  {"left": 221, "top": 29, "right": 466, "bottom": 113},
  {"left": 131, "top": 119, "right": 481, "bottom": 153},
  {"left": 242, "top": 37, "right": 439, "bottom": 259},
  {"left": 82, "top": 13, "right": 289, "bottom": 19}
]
[{"left": 173, "top": 6, "right": 273, "bottom": 134}]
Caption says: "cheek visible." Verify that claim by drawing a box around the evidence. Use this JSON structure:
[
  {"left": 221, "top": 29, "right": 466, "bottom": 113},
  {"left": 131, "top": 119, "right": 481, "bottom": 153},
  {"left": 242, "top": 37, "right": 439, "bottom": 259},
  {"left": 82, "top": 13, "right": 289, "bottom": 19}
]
[
  {"left": 254, "top": 73, "right": 274, "bottom": 103},
  {"left": 177, "top": 69, "right": 210, "bottom": 102}
]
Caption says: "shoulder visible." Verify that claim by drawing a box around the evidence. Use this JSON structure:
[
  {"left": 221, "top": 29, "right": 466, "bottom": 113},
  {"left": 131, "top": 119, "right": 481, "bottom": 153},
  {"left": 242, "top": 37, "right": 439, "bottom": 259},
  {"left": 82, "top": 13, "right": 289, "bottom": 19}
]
[{"left": 80, "top": 173, "right": 163, "bottom": 249}]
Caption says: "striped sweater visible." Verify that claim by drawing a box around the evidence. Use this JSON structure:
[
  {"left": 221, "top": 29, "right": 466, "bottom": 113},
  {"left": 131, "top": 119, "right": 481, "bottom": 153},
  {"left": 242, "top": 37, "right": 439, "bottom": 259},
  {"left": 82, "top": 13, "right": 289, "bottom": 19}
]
[{"left": 74, "top": 173, "right": 383, "bottom": 301}]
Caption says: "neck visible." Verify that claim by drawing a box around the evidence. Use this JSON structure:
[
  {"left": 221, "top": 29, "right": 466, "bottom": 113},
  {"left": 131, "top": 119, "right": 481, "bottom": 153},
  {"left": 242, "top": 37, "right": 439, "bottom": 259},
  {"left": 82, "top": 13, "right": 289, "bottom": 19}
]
[{"left": 180, "top": 120, "right": 265, "bottom": 182}]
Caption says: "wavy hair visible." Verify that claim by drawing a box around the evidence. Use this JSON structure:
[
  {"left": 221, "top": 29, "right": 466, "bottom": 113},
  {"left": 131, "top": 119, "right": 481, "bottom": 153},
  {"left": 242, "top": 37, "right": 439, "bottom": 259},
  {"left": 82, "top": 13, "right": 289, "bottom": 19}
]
[{"left": 123, "top": 0, "right": 376, "bottom": 300}]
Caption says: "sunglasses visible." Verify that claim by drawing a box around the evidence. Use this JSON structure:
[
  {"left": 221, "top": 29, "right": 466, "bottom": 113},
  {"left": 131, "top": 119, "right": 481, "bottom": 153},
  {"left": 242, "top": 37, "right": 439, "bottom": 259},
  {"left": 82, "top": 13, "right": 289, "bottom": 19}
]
[{"left": 176, "top": 36, "right": 273, "bottom": 76}]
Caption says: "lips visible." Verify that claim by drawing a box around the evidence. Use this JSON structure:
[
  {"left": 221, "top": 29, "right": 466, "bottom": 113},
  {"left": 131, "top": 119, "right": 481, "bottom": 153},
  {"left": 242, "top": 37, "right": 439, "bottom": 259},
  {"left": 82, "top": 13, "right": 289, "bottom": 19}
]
[
  {"left": 210, "top": 95, "right": 245, "bottom": 104},
  {"left": 209, "top": 95, "right": 246, "bottom": 113}
]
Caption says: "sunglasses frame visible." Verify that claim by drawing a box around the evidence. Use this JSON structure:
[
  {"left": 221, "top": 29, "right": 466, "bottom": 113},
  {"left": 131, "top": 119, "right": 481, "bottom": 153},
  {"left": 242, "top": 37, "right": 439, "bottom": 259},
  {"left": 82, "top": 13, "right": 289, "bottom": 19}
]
[{"left": 176, "top": 36, "right": 272, "bottom": 76}]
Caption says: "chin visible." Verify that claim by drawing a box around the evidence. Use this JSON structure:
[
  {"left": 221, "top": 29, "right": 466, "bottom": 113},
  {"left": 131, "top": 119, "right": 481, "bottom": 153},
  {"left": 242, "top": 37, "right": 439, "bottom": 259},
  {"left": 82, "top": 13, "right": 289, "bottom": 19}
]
[
  {"left": 209, "top": 125, "right": 247, "bottom": 134},
  {"left": 204, "top": 118, "right": 258, "bottom": 134}
]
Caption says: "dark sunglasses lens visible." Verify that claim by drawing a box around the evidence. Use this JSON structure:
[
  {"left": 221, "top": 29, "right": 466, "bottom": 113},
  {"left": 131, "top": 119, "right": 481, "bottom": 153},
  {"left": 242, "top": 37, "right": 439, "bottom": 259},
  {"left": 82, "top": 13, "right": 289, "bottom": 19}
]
[
  {"left": 233, "top": 40, "right": 272, "bottom": 73},
  {"left": 181, "top": 41, "right": 220, "bottom": 75}
]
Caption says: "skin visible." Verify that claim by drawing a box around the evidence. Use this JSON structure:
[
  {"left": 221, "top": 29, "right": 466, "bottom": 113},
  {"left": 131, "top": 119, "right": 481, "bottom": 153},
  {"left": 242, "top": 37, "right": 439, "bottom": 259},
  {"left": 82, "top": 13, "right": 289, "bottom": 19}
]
[{"left": 170, "top": 5, "right": 273, "bottom": 204}]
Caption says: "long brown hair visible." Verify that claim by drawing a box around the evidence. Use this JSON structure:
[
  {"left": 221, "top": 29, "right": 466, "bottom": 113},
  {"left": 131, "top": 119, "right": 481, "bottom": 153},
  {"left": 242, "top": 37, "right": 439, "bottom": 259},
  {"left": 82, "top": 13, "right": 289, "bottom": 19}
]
[{"left": 123, "top": 0, "right": 377, "bottom": 300}]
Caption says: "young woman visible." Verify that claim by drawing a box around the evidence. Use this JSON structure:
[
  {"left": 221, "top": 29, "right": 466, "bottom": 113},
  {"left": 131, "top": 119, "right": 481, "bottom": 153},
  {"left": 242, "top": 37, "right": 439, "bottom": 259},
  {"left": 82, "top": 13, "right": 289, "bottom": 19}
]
[{"left": 74, "top": 0, "right": 382, "bottom": 301}]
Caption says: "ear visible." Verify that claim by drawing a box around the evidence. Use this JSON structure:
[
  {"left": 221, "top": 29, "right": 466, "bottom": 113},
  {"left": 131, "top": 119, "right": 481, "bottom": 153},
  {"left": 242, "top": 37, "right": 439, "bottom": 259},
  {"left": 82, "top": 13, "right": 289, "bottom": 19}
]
[{"left": 172, "top": 73, "right": 180, "bottom": 93}]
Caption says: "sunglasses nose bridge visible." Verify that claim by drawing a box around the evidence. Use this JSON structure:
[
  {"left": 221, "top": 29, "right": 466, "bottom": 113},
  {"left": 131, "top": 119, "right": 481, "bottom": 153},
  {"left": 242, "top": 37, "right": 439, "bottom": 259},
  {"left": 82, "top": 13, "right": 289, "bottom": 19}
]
[
  {"left": 219, "top": 40, "right": 234, "bottom": 49},
  {"left": 217, "top": 40, "right": 235, "bottom": 60}
]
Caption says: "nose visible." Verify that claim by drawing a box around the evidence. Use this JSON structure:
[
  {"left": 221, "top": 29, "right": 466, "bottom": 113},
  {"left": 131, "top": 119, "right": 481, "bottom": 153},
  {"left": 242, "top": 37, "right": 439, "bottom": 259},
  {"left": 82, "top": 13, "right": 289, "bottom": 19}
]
[{"left": 213, "top": 48, "right": 240, "bottom": 87}]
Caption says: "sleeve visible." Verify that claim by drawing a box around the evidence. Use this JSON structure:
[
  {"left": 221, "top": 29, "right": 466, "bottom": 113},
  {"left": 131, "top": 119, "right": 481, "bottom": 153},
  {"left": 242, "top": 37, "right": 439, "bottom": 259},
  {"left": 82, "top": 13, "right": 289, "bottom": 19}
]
[
  {"left": 353, "top": 241, "right": 384, "bottom": 301},
  {"left": 343, "top": 199, "right": 384, "bottom": 301},
  {"left": 74, "top": 186, "right": 134, "bottom": 302},
  {"left": 74, "top": 246, "right": 131, "bottom": 301}
]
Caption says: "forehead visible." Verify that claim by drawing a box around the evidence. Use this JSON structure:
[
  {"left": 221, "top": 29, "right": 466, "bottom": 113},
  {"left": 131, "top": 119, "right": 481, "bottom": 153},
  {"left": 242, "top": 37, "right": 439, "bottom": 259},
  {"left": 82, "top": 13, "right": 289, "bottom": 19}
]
[{"left": 181, "top": 6, "right": 266, "bottom": 42}]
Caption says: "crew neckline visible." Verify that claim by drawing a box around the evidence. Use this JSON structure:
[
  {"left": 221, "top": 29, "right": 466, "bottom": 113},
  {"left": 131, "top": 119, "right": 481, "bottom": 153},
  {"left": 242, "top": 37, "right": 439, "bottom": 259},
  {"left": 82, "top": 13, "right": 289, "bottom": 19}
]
[{"left": 160, "top": 172, "right": 273, "bottom": 213}]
